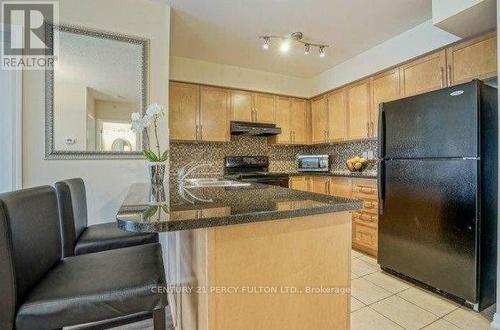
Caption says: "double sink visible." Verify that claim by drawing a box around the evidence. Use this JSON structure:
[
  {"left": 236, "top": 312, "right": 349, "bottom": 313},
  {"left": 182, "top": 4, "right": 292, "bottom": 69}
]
[{"left": 182, "top": 178, "right": 251, "bottom": 188}]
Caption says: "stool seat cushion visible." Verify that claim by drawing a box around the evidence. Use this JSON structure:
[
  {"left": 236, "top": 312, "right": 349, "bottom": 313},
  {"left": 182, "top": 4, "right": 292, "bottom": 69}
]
[
  {"left": 16, "top": 243, "right": 165, "bottom": 330},
  {"left": 74, "top": 222, "right": 158, "bottom": 255}
]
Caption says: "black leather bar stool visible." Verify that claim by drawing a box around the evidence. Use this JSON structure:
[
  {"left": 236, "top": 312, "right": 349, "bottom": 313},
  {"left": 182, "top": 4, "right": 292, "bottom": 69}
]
[
  {"left": 55, "top": 178, "right": 158, "bottom": 257},
  {"left": 0, "top": 186, "right": 167, "bottom": 330}
]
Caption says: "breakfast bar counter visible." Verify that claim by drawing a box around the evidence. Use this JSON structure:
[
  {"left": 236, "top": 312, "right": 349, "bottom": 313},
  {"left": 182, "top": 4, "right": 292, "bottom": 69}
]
[{"left": 117, "top": 182, "right": 362, "bottom": 330}]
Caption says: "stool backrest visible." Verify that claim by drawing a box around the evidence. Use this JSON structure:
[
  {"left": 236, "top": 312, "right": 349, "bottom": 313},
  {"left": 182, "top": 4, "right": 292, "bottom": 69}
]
[
  {"left": 55, "top": 178, "right": 88, "bottom": 257},
  {"left": 0, "top": 186, "right": 62, "bottom": 328}
]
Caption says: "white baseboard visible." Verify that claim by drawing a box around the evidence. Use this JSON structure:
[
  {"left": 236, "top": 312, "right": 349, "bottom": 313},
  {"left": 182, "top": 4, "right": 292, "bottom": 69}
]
[{"left": 491, "top": 312, "right": 500, "bottom": 329}]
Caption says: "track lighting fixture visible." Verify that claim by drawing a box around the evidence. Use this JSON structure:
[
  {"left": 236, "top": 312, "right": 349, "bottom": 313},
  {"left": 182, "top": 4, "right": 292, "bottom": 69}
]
[{"left": 259, "top": 32, "right": 328, "bottom": 57}]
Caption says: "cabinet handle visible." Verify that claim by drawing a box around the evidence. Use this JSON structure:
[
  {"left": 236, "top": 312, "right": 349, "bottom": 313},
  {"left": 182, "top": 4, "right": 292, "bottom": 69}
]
[
  {"left": 371, "top": 122, "right": 375, "bottom": 137},
  {"left": 195, "top": 125, "right": 199, "bottom": 140},
  {"left": 200, "top": 125, "right": 203, "bottom": 139},
  {"left": 254, "top": 108, "right": 258, "bottom": 121},
  {"left": 367, "top": 122, "right": 370, "bottom": 136},
  {"left": 290, "top": 131, "right": 293, "bottom": 143},
  {"left": 447, "top": 65, "right": 452, "bottom": 87}
]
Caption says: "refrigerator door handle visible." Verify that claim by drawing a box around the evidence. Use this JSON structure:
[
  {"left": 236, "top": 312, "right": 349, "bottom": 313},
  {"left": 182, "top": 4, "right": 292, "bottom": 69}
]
[
  {"left": 377, "top": 160, "right": 384, "bottom": 215},
  {"left": 378, "top": 103, "right": 385, "bottom": 159}
]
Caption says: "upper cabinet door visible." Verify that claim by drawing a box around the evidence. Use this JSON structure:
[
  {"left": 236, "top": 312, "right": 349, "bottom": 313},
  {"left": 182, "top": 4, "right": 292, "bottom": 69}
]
[
  {"left": 400, "top": 50, "right": 447, "bottom": 97},
  {"left": 371, "top": 69, "right": 401, "bottom": 138},
  {"left": 230, "top": 91, "right": 253, "bottom": 122},
  {"left": 311, "top": 96, "right": 328, "bottom": 144},
  {"left": 291, "top": 99, "right": 308, "bottom": 145},
  {"left": 253, "top": 93, "right": 275, "bottom": 124},
  {"left": 169, "top": 82, "right": 199, "bottom": 141},
  {"left": 347, "top": 79, "right": 371, "bottom": 140},
  {"left": 327, "top": 89, "right": 348, "bottom": 142},
  {"left": 199, "top": 87, "right": 230, "bottom": 142},
  {"left": 275, "top": 97, "right": 292, "bottom": 144},
  {"left": 447, "top": 32, "right": 497, "bottom": 86}
]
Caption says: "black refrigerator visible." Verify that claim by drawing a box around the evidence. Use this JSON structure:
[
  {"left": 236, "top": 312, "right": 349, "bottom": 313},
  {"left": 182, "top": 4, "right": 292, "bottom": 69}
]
[{"left": 378, "top": 80, "right": 498, "bottom": 311}]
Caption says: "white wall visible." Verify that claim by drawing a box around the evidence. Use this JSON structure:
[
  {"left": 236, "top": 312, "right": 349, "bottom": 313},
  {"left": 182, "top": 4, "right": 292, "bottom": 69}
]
[
  {"left": 23, "top": 0, "right": 170, "bottom": 224},
  {"left": 309, "top": 20, "right": 460, "bottom": 96},
  {"left": 54, "top": 82, "right": 87, "bottom": 150},
  {"left": 170, "top": 56, "right": 311, "bottom": 98}
]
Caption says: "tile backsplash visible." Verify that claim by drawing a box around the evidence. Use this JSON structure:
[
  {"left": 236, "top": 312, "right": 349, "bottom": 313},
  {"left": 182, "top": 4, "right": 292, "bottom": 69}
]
[{"left": 170, "top": 136, "right": 378, "bottom": 176}]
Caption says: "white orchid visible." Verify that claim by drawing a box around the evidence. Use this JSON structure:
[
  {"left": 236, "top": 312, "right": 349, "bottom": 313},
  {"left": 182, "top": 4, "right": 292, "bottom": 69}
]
[
  {"left": 146, "top": 103, "right": 164, "bottom": 117},
  {"left": 130, "top": 103, "right": 169, "bottom": 163}
]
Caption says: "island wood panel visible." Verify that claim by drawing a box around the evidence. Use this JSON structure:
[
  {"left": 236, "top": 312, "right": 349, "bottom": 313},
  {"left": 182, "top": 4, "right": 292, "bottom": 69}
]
[
  {"left": 169, "top": 82, "right": 199, "bottom": 141},
  {"left": 275, "top": 97, "right": 292, "bottom": 144},
  {"left": 199, "top": 87, "right": 230, "bottom": 142},
  {"left": 347, "top": 79, "right": 371, "bottom": 140},
  {"left": 230, "top": 91, "right": 253, "bottom": 122},
  {"left": 400, "top": 50, "right": 447, "bottom": 97},
  {"left": 253, "top": 93, "right": 275, "bottom": 124},
  {"left": 327, "top": 89, "right": 348, "bottom": 142},
  {"left": 290, "top": 98, "right": 308, "bottom": 144},
  {"left": 370, "top": 68, "right": 401, "bottom": 138},
  {"left": 311, "top": 96, "right": 328, "bottom": 144},
  {"left": 211, "top": 213, "right": 351, "bottom": 330},
  {"left": 446, "top": 32, "right": 497, "bottom": 86}
]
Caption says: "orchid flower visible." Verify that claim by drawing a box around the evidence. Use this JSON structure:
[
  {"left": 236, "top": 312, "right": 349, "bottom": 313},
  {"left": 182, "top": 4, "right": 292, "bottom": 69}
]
[{"left": 130, "top": 104, "right": 169, "bottom": 163}]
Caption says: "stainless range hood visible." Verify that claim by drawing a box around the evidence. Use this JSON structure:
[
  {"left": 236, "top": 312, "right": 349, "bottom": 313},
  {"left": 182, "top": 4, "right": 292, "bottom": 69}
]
[{"left": 230, "top": 121, "right": 281, "bottom": 136}]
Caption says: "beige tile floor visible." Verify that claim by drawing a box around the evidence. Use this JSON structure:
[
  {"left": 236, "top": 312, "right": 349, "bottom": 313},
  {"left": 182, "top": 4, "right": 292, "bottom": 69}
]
[{"left": 350, "top": 249, "right": 495, "bottom": 330}]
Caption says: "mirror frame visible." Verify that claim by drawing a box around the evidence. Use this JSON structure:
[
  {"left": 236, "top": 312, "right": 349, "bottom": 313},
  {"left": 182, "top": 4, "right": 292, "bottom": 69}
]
[{"left": 45, "top": 24, "right": 150, "bottom": 160}]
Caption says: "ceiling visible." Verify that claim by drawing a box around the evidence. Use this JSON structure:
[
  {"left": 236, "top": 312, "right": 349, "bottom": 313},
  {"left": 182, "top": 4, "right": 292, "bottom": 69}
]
[{"left": 167, "top": 0, "right": 433, "bottom": 78}]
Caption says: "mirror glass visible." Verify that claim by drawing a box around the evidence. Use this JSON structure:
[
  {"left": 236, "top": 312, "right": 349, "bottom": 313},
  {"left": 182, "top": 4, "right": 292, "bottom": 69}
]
[{"left": 47, "top": 26, "right": 147, "bottom": 158}]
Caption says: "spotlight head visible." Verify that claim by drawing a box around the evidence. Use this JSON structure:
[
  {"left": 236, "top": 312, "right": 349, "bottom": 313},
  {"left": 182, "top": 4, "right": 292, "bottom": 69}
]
[
  {"left": 319, "top": 46, "right": 326, "bottom": 58},
  {"left": 262, "top": 37, "right": 270, "bottom": 50},
  {"left": 304, "top": 44, "right": 310, "bottom": 55}
]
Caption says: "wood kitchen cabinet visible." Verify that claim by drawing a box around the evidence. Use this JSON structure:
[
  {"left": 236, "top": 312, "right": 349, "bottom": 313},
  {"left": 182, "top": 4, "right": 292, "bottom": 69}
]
[
  {"left": 329, "top": 177, "right": 352, "bottom": 199},
  {"left": 169, "top": 82, "right": 200, "bottom": 141},
  {"left": 446, "top": 32, "right": 497, "bottom": 86},
  {"left": 289, "top": 176, "right": 310, "bottom": 192},
  {"left": 275, "top": 97, "right": 292, "bottom": 144},
  {"left": 400, "top": 50, "right": 447, "bottom": 97},
  {"left": 326, "top": 89, "right": 348, "bottom": 142},
  {"left": 310, "top": 176, "right": 331, "bottom": 195},
  {"left": 169, "top": 83, "right": 230, "bottom": 142},
  {"left": 274, "top": 97, "right": 308, "bottom": 145},
  {"left": 311, "top": 96, "right": 328, "bottom": 144},
  {"left": 230, "top": 91, "right": 275, "bottom": 124},
  {"left": 230, "top": 91, "right": 253, "bottom": 122},
  {"left": 347, "top": 79, "right": 371, "bottom": 140},
  {"left": 290, "top": 99, "right": 308, "bottom": 144},
  {"left": 199, "top": 86, "right": 230, "bottom": 142},
  {"left": 370, "top": 68, "right": 401, "bottom": 138},
  {"left": 351, "top": 178, "right": 378, "bottom": 256}
]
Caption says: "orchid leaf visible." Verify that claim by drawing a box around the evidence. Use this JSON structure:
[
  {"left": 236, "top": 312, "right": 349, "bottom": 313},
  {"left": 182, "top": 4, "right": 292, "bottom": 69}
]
[
  {"left": 160, "top": 150, "right": 169, "bottom": 162},
  {"left": 143, "top": 150, "right": 159, "bottom": 162}
]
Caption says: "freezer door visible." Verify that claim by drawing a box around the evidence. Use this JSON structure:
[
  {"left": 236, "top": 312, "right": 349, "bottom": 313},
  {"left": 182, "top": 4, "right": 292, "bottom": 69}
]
[
  {"left": 381, "top": 81, "right": 479, "bottom": 159},
  {"left": 379, "top": 159, "right": 478, "bottom": 302}
]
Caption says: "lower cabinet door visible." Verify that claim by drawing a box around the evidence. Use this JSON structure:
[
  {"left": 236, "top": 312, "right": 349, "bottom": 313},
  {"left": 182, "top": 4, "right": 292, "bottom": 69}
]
[
  {"left": 353, "top": 220, "right": 378, "bottom": 256},
  {"left": 289, "top": 176, "right": 310, "bottom": 192}
]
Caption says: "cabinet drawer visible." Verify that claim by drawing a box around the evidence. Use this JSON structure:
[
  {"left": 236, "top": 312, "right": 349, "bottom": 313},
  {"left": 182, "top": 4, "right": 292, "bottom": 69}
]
[
  {"left": 353, "top": 221, "right": 378, "bottom": 251},
  {"left": 353, "top": 211, "right": 377, "bottom": 226},
  {"left": 352, "top": 185, "right": 377, "bottom": 196}
]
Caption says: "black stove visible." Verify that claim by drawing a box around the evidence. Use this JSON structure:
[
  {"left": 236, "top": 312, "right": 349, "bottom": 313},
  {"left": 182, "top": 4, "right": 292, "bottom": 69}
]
[{"left": 224, "top": 156, "right": 289, "bottom": 188}]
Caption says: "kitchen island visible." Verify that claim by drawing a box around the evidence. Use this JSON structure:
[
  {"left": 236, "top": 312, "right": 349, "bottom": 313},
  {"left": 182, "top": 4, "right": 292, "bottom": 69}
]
[{"left": 117, "top": 182, "right": 363, "bottom": 330}]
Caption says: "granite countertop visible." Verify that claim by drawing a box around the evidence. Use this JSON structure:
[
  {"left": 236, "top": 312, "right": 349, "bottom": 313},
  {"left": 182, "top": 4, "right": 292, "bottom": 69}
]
[
  {"left": 117, "top": 182, "right": 363, "bottom": 233},
  {"left": 277, "top": 170, "right": 377, "bottom": 179}
]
